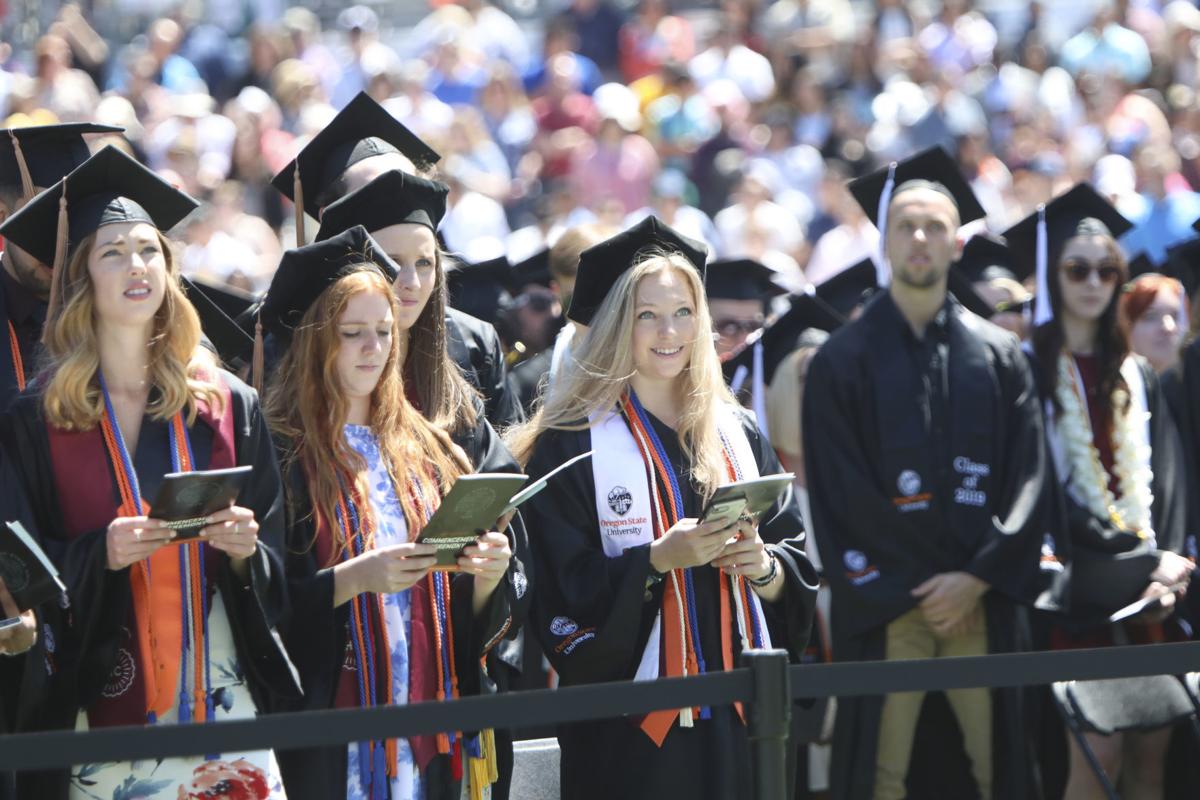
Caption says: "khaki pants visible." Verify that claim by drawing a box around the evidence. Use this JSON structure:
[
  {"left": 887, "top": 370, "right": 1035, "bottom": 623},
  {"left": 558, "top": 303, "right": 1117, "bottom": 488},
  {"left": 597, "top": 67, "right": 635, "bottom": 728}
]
[{"left": 873, "top": 605, "right": 992, "bottom": 800}]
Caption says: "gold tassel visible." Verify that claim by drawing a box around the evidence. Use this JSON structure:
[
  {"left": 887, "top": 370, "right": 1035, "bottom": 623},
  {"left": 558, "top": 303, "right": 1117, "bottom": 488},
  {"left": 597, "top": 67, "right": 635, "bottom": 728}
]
[
  {"left": 467, "top": 729, "right": 498, "bottom": 800},
  {"left": 252, "top": 314, "right": 264, "bottom": 395},
  {"left": 42, "top": 192, "right": 69, "bottom": 344},
  {"left": 8, "top": 131, "right": 34, "bottom": 200},
  {"left": 293, "top": 164, "right": 304, "bottom": 247},
  {"left": 484, "top": 728, "right": 498, "bottom": 784}
]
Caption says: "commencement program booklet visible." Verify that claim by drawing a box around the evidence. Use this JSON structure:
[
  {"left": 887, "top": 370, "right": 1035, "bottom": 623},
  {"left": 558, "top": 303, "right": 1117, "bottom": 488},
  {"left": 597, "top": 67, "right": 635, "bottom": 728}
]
[{"left": 418, "top": 474, "right": 531, "bottom": 569}]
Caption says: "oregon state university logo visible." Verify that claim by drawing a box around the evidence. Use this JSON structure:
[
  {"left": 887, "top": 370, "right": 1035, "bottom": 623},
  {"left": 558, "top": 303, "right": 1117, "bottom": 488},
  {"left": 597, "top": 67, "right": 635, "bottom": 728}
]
[
  {"left": 550, "top": 616, "right": 579, "bottom": 637},
  {"left": 608, "top": 485, "right": 633, "bottom": 516},
  {"left": 897, "top": 470, "right": 921, "bottom": 497}
]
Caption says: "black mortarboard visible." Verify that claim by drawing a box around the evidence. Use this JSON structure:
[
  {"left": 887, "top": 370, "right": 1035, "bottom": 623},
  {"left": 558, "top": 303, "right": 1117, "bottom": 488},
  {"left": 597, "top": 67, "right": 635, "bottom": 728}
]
[
  {"left": 847, "top": 146, "right": 986, "bottom": 230},
  {"left": 813, "top": 258, "right": 879, "bottom": 317},
  {"left": 180, "top": 276, "right": 257, "bottom": 366},
  {"left": 1002, "top": 184, "right": 1133, "bottom": 325},
  {"left": 947, "top": 268, "right": 995, "bottom": 319},
  {"left": 271, "top": 92, "right": 441, "bottom": 220},
  {"left": 722, "top": 292, "right": 845, "bottom": 386},
  {"left": 446, "top": 254, "right": 512, "bottom": 325},
  {"left": 259, "top": 225, "right": 399, "bottom": 343},
  {"left": 315, "top": 169, "right": 448, "bottom": 242},
  {"left": 1126, "top": 251, "right": 1155, "bottom": 280},
  {"left": 507, "top": 248, "right": 552, "bottom": 294},
  {"left": 0, "top": 145, "right": 198, "bottom": 268},
  {"left": 955, "top": 233, "right": 1017, "bottom": 284},
  {"left": 568, "top": 215, "right": 708, "bottom": 325},
  {"left": 705, "top": 258, "right": 786, "bottom": 306},
  {"left": 0, "top": 123, "right": 122, "bottom": 195},
  {"left": 1165, "top": 237, "right": 1200, "bottom": 299}
]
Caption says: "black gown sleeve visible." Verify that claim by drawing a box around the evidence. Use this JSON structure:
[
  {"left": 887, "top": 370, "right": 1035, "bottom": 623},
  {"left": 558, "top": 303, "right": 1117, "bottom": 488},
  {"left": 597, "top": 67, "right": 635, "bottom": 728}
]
[
  {"left": 737, "top": 412, "right": 819, "bottom": 660},
  {"left": 962, "top": 339, "right": 1056, "bottom": 606}
]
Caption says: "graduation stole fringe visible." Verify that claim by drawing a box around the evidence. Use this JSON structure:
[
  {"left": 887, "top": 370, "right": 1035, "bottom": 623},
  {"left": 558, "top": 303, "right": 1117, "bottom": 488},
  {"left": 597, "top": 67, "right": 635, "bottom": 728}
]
[
  {"left": 7, "top": 321, "right": 25, "bottom": 391},
  {"left": 402, "top": 467, "right": 497, "bottom": 798},
  {"left": 98, "top": 377, "right": 212, "bottom": 725},
  {"left": 620, "top": 392, "right": 769, "bottom": 745}
]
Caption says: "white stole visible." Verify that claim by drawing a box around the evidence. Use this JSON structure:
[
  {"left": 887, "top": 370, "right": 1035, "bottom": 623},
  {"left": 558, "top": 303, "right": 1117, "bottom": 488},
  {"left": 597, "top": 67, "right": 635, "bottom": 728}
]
[{"left": 588, "top": 402, "right": 773, "bottom": 684}]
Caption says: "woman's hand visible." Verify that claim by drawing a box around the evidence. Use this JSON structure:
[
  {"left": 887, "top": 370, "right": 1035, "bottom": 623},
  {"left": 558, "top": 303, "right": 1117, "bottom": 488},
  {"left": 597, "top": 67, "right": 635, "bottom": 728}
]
[
  {"left": 200, "top": 506, "right": 259, "bottom": 562},
  {"left": 106, "top": 516, "right": 174, "bottom": 571},
  {"left": 649, "top": 517, "right": 736, "bottom": 574},
  {"left": 0, "top": 578, "right": 36, "bottom": 655},
  {"left": 1150, "top": 551, "right": 1194, "bottom": 588},
  {"left": 460, "top": 531, "right": 513, "bottom": 616},
  {"left": 1132, "top": 581, "right": 1178, "bottom": 625},
  {"left": 337, "top": 542, "right": 439, "bottom": 604},
  {"left": 712, "top": 520, "right": 785, "bottom": 602}
]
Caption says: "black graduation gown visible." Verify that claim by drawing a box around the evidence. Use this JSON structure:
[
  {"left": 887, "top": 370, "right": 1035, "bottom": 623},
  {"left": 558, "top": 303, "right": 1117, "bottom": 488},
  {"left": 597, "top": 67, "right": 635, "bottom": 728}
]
[
  {"left": 802, "top": 292, "right": 1055, "bottom": 800},
  {"left": 273, "top": 426, "right": 531, "bottom": 800},
  {"left": 0, "top": 263, "right": 45, "bottom": 413},
  {"left": 1037, "top": 355, "right": 1189, "bottom": 626},
  {"left": 509, "top": 347, "right": 553, "bottom": 416},
  {"left": 523, "top": 407, "right": 818, "bottom": 800},
  {"left": 446, "top": 308, "right": 524, "bottom": 431},
  {"left": 0, "top": 372, "right": 302, "bottom": 798},
  {"left": 1163, "top": 340, "right": 1200, "bottom": 631}
]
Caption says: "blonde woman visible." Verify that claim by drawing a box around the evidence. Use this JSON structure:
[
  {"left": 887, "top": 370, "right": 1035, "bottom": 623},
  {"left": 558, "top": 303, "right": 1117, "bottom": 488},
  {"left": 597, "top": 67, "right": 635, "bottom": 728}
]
[
  {"left": 0, "top": 146, "right": 299, "bottom": 798},
  {"left": 507, "top": 216, "right": 817, "bottom": 800}
]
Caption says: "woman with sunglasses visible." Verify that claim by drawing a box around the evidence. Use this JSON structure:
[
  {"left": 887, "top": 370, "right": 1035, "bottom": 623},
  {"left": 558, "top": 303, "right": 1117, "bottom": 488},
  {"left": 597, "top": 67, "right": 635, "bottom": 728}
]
[
  {"left": 1006, "top": 185, "right": 1194, "bottom": 800},
  {"left": 0, "top": 147, "right": 299, "bottom": 798}
]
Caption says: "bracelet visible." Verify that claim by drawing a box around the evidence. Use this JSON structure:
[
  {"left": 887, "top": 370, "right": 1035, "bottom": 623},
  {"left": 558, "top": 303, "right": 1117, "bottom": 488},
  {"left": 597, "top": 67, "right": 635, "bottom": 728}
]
[{"left": 746, "top": 554, "right": 779, "bottom": 588}]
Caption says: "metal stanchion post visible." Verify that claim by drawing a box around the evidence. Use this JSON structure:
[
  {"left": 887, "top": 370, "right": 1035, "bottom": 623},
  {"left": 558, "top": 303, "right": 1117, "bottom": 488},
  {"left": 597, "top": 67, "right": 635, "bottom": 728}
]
[{"left": 744, "top": 649, "right": 791, "bottom": 800}]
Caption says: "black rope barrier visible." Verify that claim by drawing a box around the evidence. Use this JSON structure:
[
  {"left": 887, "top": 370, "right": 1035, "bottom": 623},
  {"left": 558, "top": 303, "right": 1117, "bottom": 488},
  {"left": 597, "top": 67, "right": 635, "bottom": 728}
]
[{"left": 1, "top": 641, "right": 1197, "bottom": 773}]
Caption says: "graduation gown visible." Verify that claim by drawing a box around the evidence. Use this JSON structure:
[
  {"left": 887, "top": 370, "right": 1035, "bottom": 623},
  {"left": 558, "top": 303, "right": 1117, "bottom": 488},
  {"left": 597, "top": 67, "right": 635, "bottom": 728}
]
[
  {"left": 0, "top": 263, "right": 44, "bottom": 413},
  {"left": 1163, "top": 340, "right": 1200, "bottom": 631},
  {"left": 523, "top": 407, "right": 817, "bottom": 800},
  {"left": 446, "top": 308, "right": 524, "bottom": 431},
  {"left": 1038, "top": 355, "right": 1189, "bottom": 626},
  {"left": 0, "top": 372, "right": 302, "bottom": 797},
  {"left": 802, "top": 292, "right": 1055, "bottom": 800},
  {"left": 273, "top": 426, "right": 532, "bottom": 800}
]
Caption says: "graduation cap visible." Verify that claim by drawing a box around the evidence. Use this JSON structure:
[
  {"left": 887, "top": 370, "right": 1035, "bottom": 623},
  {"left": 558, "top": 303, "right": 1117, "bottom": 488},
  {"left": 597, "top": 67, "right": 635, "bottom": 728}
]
[
  {"left": 568, "top": 215, "right": 708, "bottom": 326},
  {"left": 1126, "top": 251, "right": 1155, "bottom": 280},
  {"left": 315, "top": 169, "right": 448, "bottom": 242},
  {"left": 1002, "top": 183, "right": 1133, "bottom": 326},
  {"left": 0, "top": 122, "right": 122, "bottom": 198},
  {"left": 705, "top": 258, "right": 786, "bottom": 307},
  {"left": 813, "top": 258, "right": 879, "bottom": 317},
  {"left": 507, "top": 247, "right": 552, "bottom": 294},
  {"left": 271, "top": 92, "right": 441, "bottom": 222},
  {"left": 180, "top": 276, "right": 257, "bottom": 367},
  {"left": 445, "top": 254, "right": 512, "bottom": 325},
  {"left": 723, "top": 292, "right": 845, "bottom": 387},
  {"left": 259, "top": 225, "right": 400, "bottom": 344},
  {"left": 1165, "top": 236, "right": 1200, "bottom": 299},
  {"left": 848, "top": 146, "right": 985, "bottom": 288},
  {"left": 946, "top": 268, "right": 995, "bottom": 319},
  {"left": 955, "top": 233, "right": 1017, "bottom": 284}
]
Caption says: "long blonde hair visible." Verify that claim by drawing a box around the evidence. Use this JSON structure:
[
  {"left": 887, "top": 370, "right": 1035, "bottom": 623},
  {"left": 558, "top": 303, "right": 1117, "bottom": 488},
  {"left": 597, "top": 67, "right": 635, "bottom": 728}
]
[
  {"left": 265, "top": 268, "right": 471, "bottom": 561},
  {"left": 507, "top": 252, "right": 736, "bottom": 498},
  {"left": 40, "top": 230, "right": 224, "bottom": 430}
]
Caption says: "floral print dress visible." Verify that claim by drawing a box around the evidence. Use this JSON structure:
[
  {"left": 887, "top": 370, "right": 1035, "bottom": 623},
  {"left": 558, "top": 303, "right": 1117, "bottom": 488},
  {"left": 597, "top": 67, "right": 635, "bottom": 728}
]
[
  {"left": 69, "top": 592, "right": 286, "bottom": 800},
  {"left": 344, "top": 424, "right": 422, "bottom": 800}
]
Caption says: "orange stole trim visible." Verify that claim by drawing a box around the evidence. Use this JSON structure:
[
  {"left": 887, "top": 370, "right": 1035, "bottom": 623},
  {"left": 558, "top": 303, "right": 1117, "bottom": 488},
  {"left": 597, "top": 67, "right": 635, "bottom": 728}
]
[{"left": 7, "top": 320, "right": 25, "bottom": 391}]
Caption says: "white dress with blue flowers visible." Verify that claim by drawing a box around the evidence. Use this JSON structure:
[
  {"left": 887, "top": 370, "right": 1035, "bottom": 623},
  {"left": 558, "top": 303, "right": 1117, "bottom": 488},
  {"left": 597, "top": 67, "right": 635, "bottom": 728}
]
[{"left": 344, "top": 424, "right": 423, "bottom": 800}]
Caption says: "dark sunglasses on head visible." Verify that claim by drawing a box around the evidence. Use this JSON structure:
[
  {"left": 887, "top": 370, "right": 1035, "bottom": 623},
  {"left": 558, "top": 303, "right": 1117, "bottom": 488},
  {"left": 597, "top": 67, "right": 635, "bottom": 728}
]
[
  {"left": 714, "top": 318, "right": 762, "bottom": 337},
  {"left": 1061, "top": 260, "right": 1122, "bottom": 285}
]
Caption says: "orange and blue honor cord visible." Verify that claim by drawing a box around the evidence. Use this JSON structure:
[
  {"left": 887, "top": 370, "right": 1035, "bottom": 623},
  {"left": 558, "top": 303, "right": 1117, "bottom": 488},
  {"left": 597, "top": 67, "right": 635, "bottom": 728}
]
[
  {"left": 622, "top": 390, "right": 712, "bottom": 719},
  {"left": 98, "top": 375, "right": 212, "bottom": 727},
  {"left": 7, "top": 321, "right": 25, "bottom": 391},
  {"left": 336, "top": 480, "right": 397, "bottom": 799},
  {"left": 716, "top": 431, "right": 767, "bottom": 651}
]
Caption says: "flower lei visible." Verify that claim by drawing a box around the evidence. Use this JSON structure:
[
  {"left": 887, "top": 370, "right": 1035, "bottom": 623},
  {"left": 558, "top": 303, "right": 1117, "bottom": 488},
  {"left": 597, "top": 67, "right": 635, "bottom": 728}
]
[{"left": 1054, "top": 352, "right": 1154, "bottom": 538}]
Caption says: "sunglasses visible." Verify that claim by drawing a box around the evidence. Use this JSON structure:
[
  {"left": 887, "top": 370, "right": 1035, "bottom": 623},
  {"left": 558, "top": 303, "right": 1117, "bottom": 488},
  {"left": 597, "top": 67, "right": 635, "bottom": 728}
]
[
  {"left": 714, "top": 318, "right": 762, "bottom": 337},
  {"left": 1061, "top": 260, "right": 1122, "bottom": 285}
]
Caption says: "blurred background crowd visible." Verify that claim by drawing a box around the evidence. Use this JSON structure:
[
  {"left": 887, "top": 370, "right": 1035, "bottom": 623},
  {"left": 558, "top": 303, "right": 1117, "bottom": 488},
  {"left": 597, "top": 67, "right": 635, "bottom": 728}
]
[{"left": 1, "top": 0, "right": 1198, "bottom": 373}]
